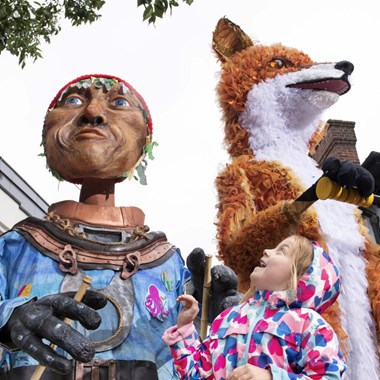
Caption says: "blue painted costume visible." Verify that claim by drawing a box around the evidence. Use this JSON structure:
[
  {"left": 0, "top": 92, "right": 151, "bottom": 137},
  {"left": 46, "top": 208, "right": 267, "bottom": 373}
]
[
  {"left": 0, "top": 74, "right": 220, "bottom": 380},
  {"left": 0, "top": 207, "right": 190, "bottom": 379}
]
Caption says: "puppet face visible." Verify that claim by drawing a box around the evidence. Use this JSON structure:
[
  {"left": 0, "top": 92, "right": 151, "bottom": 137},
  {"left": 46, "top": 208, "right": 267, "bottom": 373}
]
[
  {"left": 250, "top": 235, "right": 294, "bottom": 292},
  {"left": 212, "top": 17, "right": 353, "bottom": 158},
  {"left": 44, "top": 82, "right": 148, "bottom": 182}
]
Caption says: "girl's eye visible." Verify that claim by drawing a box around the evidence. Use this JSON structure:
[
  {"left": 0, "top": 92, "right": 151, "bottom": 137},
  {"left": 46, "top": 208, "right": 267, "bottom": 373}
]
[
  {"left": 268, "top": 58, "right": 286, "bottom": 69},
  {"left": 64, "top": 96, "right": 82, "bottom": 105},
  {"left": 113, "top": 98, "right": 129, "bottom": 107}
]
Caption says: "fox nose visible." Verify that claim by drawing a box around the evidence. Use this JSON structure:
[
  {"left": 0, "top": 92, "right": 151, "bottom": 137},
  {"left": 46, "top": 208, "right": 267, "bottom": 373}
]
[{"left": 334, "top": 60, "right": 354, "bottom": 75}]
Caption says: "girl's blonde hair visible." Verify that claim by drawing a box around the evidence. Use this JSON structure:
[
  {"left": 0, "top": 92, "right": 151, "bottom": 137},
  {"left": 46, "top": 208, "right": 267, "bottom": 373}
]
[
  {"left": 241, "top": 235, "right": 314, "bottom": 304},
  {"left": 287, "top": 234, "right": 314, "bottom": 301}
]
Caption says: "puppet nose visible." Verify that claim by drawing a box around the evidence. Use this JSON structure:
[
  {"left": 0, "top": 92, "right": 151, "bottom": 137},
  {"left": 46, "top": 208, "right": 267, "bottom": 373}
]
[
  {"left": 79, "top": 101, "right": 108, "bottom": 126},
  {"left": 79, "top": 114, "right": 106, "bottom": 126},
  {"left": 334, "top": 60, "right": 354, "bottom": 75}
]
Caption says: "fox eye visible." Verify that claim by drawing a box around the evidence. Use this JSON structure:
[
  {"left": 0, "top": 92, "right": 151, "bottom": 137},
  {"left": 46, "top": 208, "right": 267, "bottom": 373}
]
[{"left": 269, "top": 58, "right": 286, "bottom": 69}]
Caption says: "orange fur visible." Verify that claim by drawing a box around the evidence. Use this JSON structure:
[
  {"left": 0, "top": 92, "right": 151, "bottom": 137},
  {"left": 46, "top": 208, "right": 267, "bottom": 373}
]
[
  {"left": 216, "top": 45, "right": 312, "bottom": 157},
  {"left": 308, "top": 121, "right": 329, "bottom": 156},
  {"left": 356, "top": 210, "right": 380, "bottom": 346},
  {"left": 212, "top": 17, "right": 352, "bottom": 352}
]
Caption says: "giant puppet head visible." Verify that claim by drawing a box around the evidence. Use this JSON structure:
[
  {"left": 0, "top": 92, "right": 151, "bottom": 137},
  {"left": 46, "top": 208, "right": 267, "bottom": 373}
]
[{"left": 42, "top": 74, "right": 155, "bottom": 184}]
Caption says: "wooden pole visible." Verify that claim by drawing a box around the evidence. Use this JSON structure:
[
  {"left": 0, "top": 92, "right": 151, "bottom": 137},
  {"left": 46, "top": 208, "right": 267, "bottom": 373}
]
[
  {"left": 30, "top": 275, "right": 93, "bottom": 380},
  {"left": 200, "top": 254, "right": 213, "bottom": 340}
]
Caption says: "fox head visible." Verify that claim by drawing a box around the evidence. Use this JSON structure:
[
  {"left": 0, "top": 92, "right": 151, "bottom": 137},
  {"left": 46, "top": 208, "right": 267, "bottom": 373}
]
[{"left": 213, "top": 17, "right": 353, "bottom": 159}]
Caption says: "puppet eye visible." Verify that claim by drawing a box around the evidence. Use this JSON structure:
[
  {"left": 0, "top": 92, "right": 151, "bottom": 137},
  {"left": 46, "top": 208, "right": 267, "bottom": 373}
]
[
  {"left": 64, "top": 96, "right": 82, "bottom": 105},
  {"left": 269, "top": 58, "right": 287, "bottom": 69},
  {"left": 113, "top": 98, "right": 129, "bottom": 107}
]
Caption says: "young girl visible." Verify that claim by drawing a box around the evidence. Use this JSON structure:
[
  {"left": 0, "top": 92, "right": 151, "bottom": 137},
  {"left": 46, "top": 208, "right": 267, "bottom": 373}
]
[{"left": 162, "top": 235, "right": 346, "bottom": 379}]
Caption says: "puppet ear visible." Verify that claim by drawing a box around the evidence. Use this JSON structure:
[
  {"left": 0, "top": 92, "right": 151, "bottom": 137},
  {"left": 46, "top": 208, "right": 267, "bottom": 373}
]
[{"left": 212, "top": 17, "right": 254, "bottom": 63}]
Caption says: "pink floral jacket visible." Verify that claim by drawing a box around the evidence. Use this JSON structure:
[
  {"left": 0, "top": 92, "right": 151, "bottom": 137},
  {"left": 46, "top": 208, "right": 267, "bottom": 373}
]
[{"left": 162, "top": 243, "right": 346, "bottom": 379}]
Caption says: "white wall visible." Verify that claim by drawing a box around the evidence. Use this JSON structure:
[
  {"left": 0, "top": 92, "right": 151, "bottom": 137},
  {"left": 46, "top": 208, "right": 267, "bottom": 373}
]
[{"left": 0, "top": 189, "right": 29, "bottom": 232}]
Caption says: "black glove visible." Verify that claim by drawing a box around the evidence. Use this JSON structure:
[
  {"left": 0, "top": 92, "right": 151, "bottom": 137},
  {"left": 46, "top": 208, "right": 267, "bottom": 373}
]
[
  {"left": 187, "top": 248, "right": 243, "bottom": 323},
  {"left": 322, "top": 156, "right": 375, "bottom": 197},
  {"left": 0, "top": 290, "right": 107, "bottom": 375},
  {"left": 362, "top": 151, "right": 380, "bottom": 195}
]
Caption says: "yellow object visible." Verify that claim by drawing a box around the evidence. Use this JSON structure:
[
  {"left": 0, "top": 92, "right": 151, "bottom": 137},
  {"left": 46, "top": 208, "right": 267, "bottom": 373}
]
[
  {"left": 19, "top": 284, "right": 32, "bottom": 297},
  {"left": 316, "top": 177, "right": 374, "bottom": 208}
]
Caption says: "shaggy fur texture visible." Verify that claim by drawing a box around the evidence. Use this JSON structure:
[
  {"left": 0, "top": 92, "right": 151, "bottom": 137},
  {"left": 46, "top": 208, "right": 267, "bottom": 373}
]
[{"left": 213, "top": 17, "right": 380, "bottom": 378}]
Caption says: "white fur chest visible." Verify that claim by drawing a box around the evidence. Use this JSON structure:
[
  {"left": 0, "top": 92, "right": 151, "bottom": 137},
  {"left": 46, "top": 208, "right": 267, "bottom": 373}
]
[{"left": 238, "top": 67, "right": 379, "bottom": 378}]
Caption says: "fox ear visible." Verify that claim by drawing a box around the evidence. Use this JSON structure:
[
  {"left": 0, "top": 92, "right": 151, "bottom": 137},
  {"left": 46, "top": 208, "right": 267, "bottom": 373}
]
[{"left": 212, "top": 17, "right": 254, "bottom": 63}]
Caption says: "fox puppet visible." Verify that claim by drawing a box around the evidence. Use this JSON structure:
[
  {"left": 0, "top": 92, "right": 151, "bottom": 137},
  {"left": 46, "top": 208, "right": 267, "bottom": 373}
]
[{"left": 212, "top": 17, "right": 380, "bottom": 379}]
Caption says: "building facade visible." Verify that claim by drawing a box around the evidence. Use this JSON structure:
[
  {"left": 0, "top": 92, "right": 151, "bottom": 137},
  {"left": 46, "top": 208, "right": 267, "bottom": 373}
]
[
  {"left": 0, "top": 156, "right": 48, "bottom": 235},
  {"left": 311, "top": 120, "right": 380, "bottom": 244}
]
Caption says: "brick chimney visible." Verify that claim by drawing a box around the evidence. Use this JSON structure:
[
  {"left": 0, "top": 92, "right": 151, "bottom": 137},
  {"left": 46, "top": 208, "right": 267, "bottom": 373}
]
[
  {"left": 311, "top": 122, "right": 380, "bottom": 244},
  {"left": 311, "top": 119, "right": 360, "bottom": 166}
]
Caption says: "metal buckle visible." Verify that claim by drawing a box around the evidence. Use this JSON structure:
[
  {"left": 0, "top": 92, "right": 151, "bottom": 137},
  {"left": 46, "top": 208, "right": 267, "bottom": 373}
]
[
  {"left": 121, "top": 251, "right": 140, "bottom": 280},
  {"left": 75, "top": 359, "right": 116, "bottom": 380},
  {"left": 58, "top": 244, "right": 78, "bottom": 274}
]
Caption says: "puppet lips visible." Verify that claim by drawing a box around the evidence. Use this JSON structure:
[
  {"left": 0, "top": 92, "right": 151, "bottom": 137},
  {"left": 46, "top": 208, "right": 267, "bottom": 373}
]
[
  {"left": 75, "top": 127, "right": 107, "bottom": 140},
  {"left": 287, "top": 77, "right": 350, "bottom": 95}
]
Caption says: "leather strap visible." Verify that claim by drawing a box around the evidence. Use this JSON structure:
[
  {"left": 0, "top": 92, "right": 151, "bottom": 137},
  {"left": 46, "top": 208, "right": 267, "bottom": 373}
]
[
  {"left": 14, "top": 217, "right": 176, "bottom": 274},
  {"left": 0, "top": 360, "right": 159, "bottom": 380}
]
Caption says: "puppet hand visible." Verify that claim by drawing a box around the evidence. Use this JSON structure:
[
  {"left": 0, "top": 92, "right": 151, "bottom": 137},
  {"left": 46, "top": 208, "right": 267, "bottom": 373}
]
[
  {"left": 322, "top": 157, "right": 375, "bottom": 197},
  {"left": 227, "top": 364, "right": 273, "bottom": 380},
  {"left": 177, "top": 294, "right": 199, "bottom": 328},
  {"left": 187, "top": 248, "right": 243, "bottom": 322},
  {"left": 209, "top": 265, "right": 243, "bottom": 320},
  {"left": 3, "top": 290, "right": 107, "bottom": 375}
]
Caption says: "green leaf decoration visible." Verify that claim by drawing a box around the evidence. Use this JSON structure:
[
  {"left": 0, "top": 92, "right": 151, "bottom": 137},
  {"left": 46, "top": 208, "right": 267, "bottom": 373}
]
[
  {"left": 93, "top": 78, "right": 104, "bottom": 88},
  {"left": 50, "top": 169, "right": 63, "bottom": 181},
  {"left": 119, "top": 172, "right": 129, "bottom": 179},
  {"left": 104, "top": 78, "right": 116, "bottom": 91},
  {"left": 91, "top": 77, "right": 116, "bottom": 91},
  {"left": 58, "top": 87, "right": 70, "bottom": 102},
  {"left": 135, "top": 161, "right": 148, "bottom": 185},
  {"left": 145, "top": 140, "right": 159, "bottom": 160},
  {"left": 138, "top": 105, "right": 150, "bottom": 124},
  {"left": 76, "top": 79, "right": 91, "bottom": 89}
]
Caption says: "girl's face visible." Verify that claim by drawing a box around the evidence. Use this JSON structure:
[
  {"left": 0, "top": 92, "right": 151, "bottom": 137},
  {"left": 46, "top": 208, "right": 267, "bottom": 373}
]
[{"left": 250, "top": 236, "right": 295, "bottom": 292}]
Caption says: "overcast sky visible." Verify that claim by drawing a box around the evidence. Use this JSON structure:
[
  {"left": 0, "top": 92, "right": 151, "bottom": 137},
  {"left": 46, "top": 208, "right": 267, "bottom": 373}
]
[{"left": 0, "top": 0, "right": 379, "bottom": 259}]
